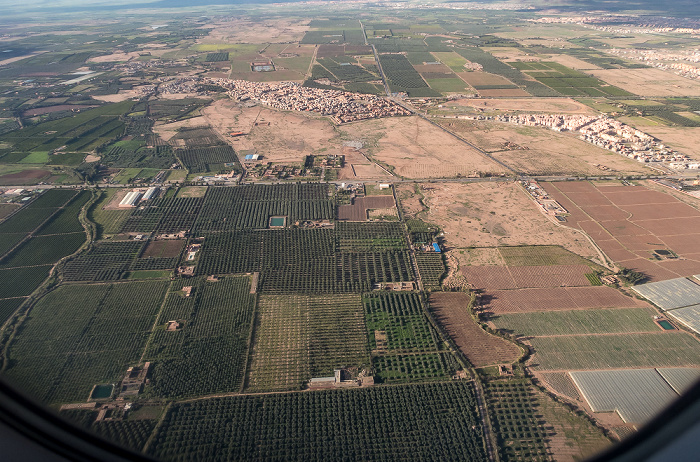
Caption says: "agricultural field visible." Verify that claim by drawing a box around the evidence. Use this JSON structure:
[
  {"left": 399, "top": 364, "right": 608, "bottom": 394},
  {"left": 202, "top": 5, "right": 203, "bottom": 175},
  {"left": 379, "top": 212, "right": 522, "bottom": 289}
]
[
  {"left": 480, "top": 286, "right": 650, "bottom": 314},
  {"left": 246, "top": 294, "right": 368, "bottom": 392},
  {"left": 147, "top": 382, "right": 487, "bottom": 461},
  {"left": 87, "top": 188, "right": 133, "bottom": 237},
  {"left": 146, "top": 276, "right": 256, "bottom": 398},
  {"left": 194, "top": 184, "right": 334, "bottom": 232},
  {"left": 364, "top": 292, "right": 460, "bottom": 383},
  {"left": 2, "top": 281, "right": 168, "bottom": 404},
  {"left": 415, "top": 252, "right": 445, "bottom": 289},
  {"left": 528, "top": 332, "right": 700, "bottom": 371},
  {"left": 519, "top": 61, "right": 633, "bottom": 97},
  {"left": 5, "top": 5, "right": 700, "bottom": 460},
  {"left": 429, "top": 292, "right": 522, "bottom": 367},
  {"left": 542, "top": 181, "right": 700, "bottom": 281},
  {"left": 484, "top": 380, "right": 550, "bottom": 462},
  {"left": 491, "top": 307, "right": 661, "bottom": 337}
]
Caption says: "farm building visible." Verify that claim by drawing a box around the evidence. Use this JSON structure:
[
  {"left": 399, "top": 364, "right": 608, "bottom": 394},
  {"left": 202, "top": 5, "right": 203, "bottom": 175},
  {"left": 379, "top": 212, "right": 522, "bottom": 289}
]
[
  {"left": 141, "top": 187, "right": 159, "bottom": 201},
  {"left": 432, "top": 243, "right": 441, "bottom": 253},
  {"left": 244, "top": 154, "right": 260, "bottom": 161},
  {"left": 119, "top": 191, "right": 142, "bottom": 208}
]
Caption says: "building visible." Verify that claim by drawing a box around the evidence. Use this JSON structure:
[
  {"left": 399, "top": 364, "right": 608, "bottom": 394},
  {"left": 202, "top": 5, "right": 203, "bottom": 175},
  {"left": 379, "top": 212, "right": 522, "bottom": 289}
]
[
  {"left": 142, "top": 187, "right": 159, "bottom": 201},
  {"left": 119, "top": 191, "right": 142, "bottom": 208}
]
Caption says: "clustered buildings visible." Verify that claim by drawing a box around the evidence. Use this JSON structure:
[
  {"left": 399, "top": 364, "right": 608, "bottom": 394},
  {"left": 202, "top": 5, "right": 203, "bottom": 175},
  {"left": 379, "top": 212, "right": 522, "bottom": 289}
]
[
  {"left": 205, "top": 78, "right": 412, "bottom": 123},
  {"left": 496, "top": 114, "right": 696, "bottom": 167}
]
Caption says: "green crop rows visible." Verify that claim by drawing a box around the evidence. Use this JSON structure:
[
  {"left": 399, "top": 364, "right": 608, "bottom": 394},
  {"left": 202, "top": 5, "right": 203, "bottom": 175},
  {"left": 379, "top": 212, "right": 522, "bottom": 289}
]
[
  {"left": 146, "top": 276, "right": 256, "bottom": 398},
  {"left": 3, "top": 281, "right": 168, "bottom": 404},
  {"left": 120, "top": 197, "right": 204, "bottom": 234},
  {"left": 205, "top": 52, "right": 229, "bottom": 62},
  {"left": 148, "top": 382, "right": 486, "bottom": 461},
  {"left": 364, "top": 292, "right": 458, "bottom": 383},
  {"left": 485, "top": 380, "right": 550, "bottom": 462},
  {"left": 176, "top": 146, "right": 240, "bottom": 173},
  {"left": 415, "top": 252, "right": 445, "bottom": 289},
  {"left": 194, "top": 184, "right": 334, "bottom": 232},
  {"left": 246, "top": 294, "right": 368, "bottom": 392}
]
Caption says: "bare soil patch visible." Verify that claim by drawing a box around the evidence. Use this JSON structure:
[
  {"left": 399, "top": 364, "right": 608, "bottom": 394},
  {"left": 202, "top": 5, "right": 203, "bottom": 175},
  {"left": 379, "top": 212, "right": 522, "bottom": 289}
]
[
  {"left": 589, "top": 68, "right": 700, "bottom": 97},
  {"left": 88, "top": 52, "right": 140, "bottom": 63},
  {"left": 477, "top": 88, "right": 530, "bottom": 97},
  {"left": 0, "top": 169, "right": 51, "bottom": 185},
  {"left": 142, "top": 240, "right": 185, "bottom": 258},
  {"left": 417, "top": 181, "right": 598, "bottom": 259},
  {"left": 453, "top": 97, "right": 594, "bottom": 114},
  {"left": 429, "top": 292, "right": 522, "bottom": 367},
  {"left": 544, "top": 181, "right": 700, "bottom": 280},
  {"left": 436, "top": 119, "right": 650, "bottom": 176},
  {"left": 463, "top": 264, "right": 592, "bottom": 290},
  {"left": 176, "top": 186, "right": 207, "bottom": 198},
  {"left": 0, "top": 204, "right": 19, "bottom": 220},
  {"left": 202, "top": 100, "right": 340, "bottom": 164},
  {"left": 481, "top": 286, "right": 647, "bottom": 314},
  {"left": 200, "top": 18, "right": 309, "bottom": 43},
  {"left": 339, "top": 116, "right": 505, "bottom": 178}
]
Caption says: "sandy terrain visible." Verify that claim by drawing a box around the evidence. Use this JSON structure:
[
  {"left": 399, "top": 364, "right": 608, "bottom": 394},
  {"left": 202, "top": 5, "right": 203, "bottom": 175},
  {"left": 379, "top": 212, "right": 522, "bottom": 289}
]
[
  {"left": 589, "top": 68, "right": 700, "bottom": 97},
  {"left": 544, "top": 54, "right": 603, "bottom": 70},
  {"left": 201, "top": 99, "right": 342, "bottom": 164},
  {"left": 339, "top": 116, "right": 506, "bottom": 178},
  {"left": 452, "top": 97, "right": 594, "bottom": 114},
  {"left": 88, "top": 52, "right": 140, "bottom": 63},
  {"left": 629, "top": 126, "right": 700, "bottom": 157},
  {"left": 199, "top": 18, "right": 309, "bottom": 44},
  {"left": 152, "top": 116, "right": 210, "bottom": 143},
  {"left": 416, "top": 181, "right": 599, "bottom": 258},
  {"left": 91, "top": 89, "right": 142, "bottom": 102},
  {"left": 456, "top": 71, "right": 515, "bottom": 87},
  {"left": 436, "top": 120, "right": 651, "bottom": 176}
]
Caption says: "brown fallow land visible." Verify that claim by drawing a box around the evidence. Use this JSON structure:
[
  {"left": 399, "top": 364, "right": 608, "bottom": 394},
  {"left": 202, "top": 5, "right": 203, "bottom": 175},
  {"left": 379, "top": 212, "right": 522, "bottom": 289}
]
[
  {"left": 338, "top": 196, "right": 396, "bottom": 222},
  {"left": 141, "top": 240, "right": 185, "bottom": 259},
  {"left": 429, "top": 292, "right": 522, "bottom": 367},
  {"left": 543, "top": 181, "right": 700, "bottom": 281},
  {"left": 462, "top": 264, "right": 593, "bottom": 290}
]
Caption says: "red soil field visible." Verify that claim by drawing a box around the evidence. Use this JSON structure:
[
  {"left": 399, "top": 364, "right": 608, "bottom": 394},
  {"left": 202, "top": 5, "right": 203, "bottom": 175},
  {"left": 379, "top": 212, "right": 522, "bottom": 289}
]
[
  {"left": 542, "top": 181, "right": 700, "bottom": 280},
  {"left": 142, "top": 239, "right": 185, "bottom": 258},
  {"left": 338, "top": 195, "right": 395, "bottom": 221},
  {"left": 0, "top": 169, "right": 51, "bottom": 185},
  {"left": 462, "top": 264, "right": 592, "bottom": 290},
  {"left": 429, "top": 292, "right": 522, "bottom": 367},
  {"left": 480, "top": 286, "right": 647, "bottom": 314}
]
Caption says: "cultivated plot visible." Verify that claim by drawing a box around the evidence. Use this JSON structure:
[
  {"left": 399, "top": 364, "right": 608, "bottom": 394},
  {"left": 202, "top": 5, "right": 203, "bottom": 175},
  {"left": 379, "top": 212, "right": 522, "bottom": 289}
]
[
  {"left": 543, "top": 181, "right": 700, "bottom": 281},
  {"left": 246, "top": 294, "right": 368, "bottom": 392},
  {"left": 429, "top": 292, "right": 522, "bottom": 367},
  {"left": 528, "top": 332, "right": 700, "bottom": 371}
]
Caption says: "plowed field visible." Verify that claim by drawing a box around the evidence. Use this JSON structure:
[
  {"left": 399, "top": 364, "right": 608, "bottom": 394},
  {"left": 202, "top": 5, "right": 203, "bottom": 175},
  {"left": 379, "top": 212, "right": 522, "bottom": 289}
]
[{"left": 429, "top": 292, "right": 521, "bottom": 367}]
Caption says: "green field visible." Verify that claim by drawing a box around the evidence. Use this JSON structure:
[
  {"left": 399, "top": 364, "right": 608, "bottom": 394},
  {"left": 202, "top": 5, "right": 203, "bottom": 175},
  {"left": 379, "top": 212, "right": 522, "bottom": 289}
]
[
  {"left": 3, "top": 281, "right": 168, "bottom": 403},
  {"left": 426, "top": 78, "right": 470, "bottom": 93},
  {"left": 529, "top": 333, "right": 700, "bottom": 371},
  {"left": 246, "top": 294, "right": 369, "bottom": 392},
  {"left": 493, "top": 308, "right": 660, "bottom": 337},
  {"left": 146, "top": 276, "right": 256, "bottom": 398},
  {"left": 147, "top": 382, "right": 487, "bottom": 462}
]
